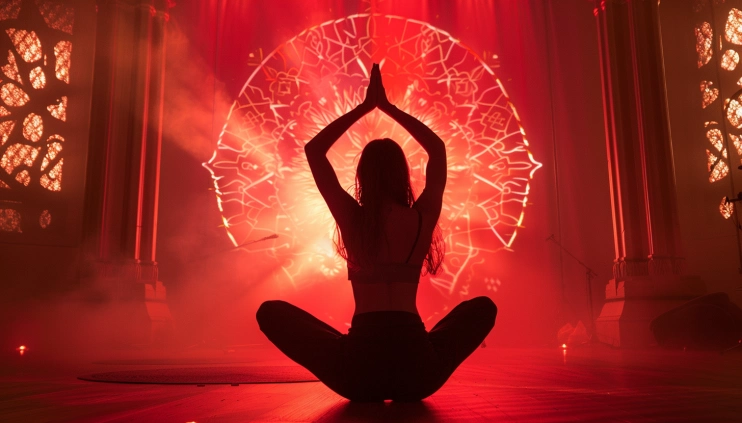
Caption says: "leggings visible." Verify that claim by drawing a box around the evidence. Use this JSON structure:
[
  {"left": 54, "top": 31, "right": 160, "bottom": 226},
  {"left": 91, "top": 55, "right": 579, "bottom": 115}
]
[{"left": 256, "top": 296, "right": 497, "bottom": 402}]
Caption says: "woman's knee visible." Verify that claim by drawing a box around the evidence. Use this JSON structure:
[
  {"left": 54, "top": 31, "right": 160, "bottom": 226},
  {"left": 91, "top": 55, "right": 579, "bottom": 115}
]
[
  {"left": 256, "top": 300, "right": 289, "bottom": 329},
  {"left": 470, "top": 296, "right": 497, "bottom": 325}
]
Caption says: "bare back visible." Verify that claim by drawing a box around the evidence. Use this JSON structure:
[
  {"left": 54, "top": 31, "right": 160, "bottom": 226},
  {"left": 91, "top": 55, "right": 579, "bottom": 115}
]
[{"left": 348, "top": 202, "right": 437, "bottom": 315}]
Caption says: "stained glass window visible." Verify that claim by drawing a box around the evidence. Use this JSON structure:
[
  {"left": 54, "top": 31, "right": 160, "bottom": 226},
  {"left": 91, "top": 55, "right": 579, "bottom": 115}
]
[
  {"left": 707, "top": 128, "right": 728, "bottom": 156},
  {"left": 0, "top": 1, "right": 22, "bottom": 21},
  {"left": 701, "top": 81, "right": 719, "bottom": 108},
  {"left": 38, "top": 208, "right": 50, "bottom": 228},
  {"left": 36, "top": 1, "right": 74, "bottom": 35},
  {"left": 0, "top": 3, "right": 72, "bottom": 191},
  {"left": 2, "top": 51, "right": 20, "bottom": 82},
  {"left": 696, "top": 22, "right": 713, "bottom": 68},
  {"left": 47, "top": 96, "right": 66, "bottom": 121},
  {"left": 0, "top": 208, "right": 21, "bottom": 232},
  {"left": 6, "top": 29, "right": 43, "bottom": 62},
  {"left": 722, "top": 49, "right": 740, "bottom": 70},
  {"left": 53, "top": 41, "right": 71, "bottom": 83},
  {"left": 725, "top": 8, "right": 742, "bottom": 45},
  {"left": 707, "top": 149, "right": 729, "bottom": 182},
  {"left": 720, "top": 196, "right": 735, "bottom": 219},
  {"left": 727, "top": 98, "right": 742, "bottom": 128},
  {"left": 0, "top": 0, "right": 74, "bottom": 233}
]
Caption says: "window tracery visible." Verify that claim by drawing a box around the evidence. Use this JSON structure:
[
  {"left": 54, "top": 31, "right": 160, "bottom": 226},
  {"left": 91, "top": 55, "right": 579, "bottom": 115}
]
[{"left": 0, "top": 0, "right": 73, "bottom": 233}]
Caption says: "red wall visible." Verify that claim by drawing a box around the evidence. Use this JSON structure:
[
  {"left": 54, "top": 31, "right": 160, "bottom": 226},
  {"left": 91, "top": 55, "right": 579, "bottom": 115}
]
[{"left": 157, "top": 0, "right": 613, "bottom": 347}]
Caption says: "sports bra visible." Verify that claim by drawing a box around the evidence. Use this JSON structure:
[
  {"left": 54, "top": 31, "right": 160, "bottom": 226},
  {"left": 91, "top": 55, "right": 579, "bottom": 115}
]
[{"left": 348, "top": 208, "right": 424, "bottom": 284}]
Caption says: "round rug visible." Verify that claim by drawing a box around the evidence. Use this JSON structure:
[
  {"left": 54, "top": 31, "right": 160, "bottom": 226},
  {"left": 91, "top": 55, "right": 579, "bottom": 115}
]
[
  {"left": 92, "top": 358, "right": 255, "bottom": 366},
  {"left": 79, "top": 365, "right": 319, "bottom": 385}
]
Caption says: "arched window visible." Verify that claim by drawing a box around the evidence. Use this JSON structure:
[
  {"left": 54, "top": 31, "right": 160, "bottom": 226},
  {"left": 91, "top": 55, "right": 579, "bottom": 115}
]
[
  {"left": 694, "top": 0, "right": 742, "bottom": 217},
  {"left": 0, "top": 0, "right": 88, "bottom": 242}
]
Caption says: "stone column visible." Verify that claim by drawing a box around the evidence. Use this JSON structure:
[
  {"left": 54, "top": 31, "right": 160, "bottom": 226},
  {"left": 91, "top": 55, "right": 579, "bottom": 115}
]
[
  {"left": 82, "top": 0, "right": 174, "bottom": 345},
  {"left": 593, "top": 0, "right": 704, "bottom": 347}
]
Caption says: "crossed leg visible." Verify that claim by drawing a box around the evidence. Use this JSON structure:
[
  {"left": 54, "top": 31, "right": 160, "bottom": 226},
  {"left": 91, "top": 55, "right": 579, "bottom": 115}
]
[
  {"left": 428, "top": 296, "right": 497, "bottom": 377},
  {"left": 256, "top": 300, "right": 347, "bottom": 393},
  {"left": 256, "top": 296, "right": 497, "bottom": 402}
]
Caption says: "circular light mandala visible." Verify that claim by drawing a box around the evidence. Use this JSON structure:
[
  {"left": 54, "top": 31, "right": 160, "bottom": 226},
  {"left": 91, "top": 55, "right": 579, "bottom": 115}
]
[{"left": 204, "top": 14, "right": 541, "bottom": 299}]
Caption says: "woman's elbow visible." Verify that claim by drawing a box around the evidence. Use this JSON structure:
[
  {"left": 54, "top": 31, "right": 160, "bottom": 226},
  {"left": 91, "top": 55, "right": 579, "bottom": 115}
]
[
  {"left": 305, "top": 141, "right": 327, "bottom": 154},
  {"left": 304, "top": 143, "right": 319, "bottom": 157}
]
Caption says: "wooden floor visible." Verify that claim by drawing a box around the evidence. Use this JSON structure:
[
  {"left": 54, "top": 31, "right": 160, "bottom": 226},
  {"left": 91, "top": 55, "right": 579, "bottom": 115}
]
[{"left": 2, "top": 344, "right": 742, "bottom": 422}]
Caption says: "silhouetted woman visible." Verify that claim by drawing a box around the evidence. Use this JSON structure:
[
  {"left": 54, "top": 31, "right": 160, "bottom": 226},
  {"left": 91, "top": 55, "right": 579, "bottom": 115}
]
[{"left": 257, "top": 63, "right": 496, "bottom": 402}]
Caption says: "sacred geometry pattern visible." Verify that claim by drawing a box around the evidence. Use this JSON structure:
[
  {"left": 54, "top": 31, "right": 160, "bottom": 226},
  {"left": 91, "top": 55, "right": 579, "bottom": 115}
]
[
  {"left": 0, "top": 0, "right": 73, "bottom": 232},
  {"left": 205, "top": 14, "right": 541, "bottom": 296}
]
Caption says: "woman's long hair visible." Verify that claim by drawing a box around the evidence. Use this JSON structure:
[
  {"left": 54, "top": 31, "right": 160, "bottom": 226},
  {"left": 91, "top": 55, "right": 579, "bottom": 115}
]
[{"left": 335, "top": 138, "right": 444, "bottom": 275}]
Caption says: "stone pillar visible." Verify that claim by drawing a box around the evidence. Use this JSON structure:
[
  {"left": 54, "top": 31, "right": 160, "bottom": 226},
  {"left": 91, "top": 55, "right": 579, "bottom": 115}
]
[
  {"left": 593, "top": 0, "right": 704, "bottom": 347},
  {"left": 82, "top": 0, "right": 174, "bottom": 345}
]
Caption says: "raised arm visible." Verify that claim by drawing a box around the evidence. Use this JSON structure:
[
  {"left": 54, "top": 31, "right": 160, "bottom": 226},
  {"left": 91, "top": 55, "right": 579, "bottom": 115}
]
[
  {"left": 375, "top": 69, "right": 447, "bottom": 214},
  {"left": 304, "top": 71, "right": 378, "bottom": 225}
]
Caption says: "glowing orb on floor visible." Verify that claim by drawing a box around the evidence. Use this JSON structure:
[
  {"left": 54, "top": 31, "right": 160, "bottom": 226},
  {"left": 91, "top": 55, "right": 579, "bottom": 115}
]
[{"left": 204, "top": 14, "right": 541, "bottom": 297}]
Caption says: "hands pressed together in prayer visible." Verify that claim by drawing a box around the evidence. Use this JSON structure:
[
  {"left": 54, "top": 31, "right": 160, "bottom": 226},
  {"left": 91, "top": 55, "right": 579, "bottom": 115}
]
[{"left": 359, "top": 63, "right": 393, "bottom": 113}]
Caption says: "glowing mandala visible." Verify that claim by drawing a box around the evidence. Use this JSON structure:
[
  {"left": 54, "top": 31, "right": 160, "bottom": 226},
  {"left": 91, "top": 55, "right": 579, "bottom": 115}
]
[{"left": 204, "top": 14, "right": 541, "bottom": 297}]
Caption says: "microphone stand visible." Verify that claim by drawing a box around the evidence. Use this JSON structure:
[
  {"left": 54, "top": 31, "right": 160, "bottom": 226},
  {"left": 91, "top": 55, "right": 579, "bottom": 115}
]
[
  {"left": 546, "top": 234, "right": 598, "bottom": 341},
  {"left": 233, "top": 234, "right": 279, "bottom": 249}
]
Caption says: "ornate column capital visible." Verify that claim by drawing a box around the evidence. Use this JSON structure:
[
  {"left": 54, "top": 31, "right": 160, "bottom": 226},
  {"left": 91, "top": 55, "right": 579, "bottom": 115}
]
[{"left": 613, "top": 258, "right": 648, "bottom": 280}]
